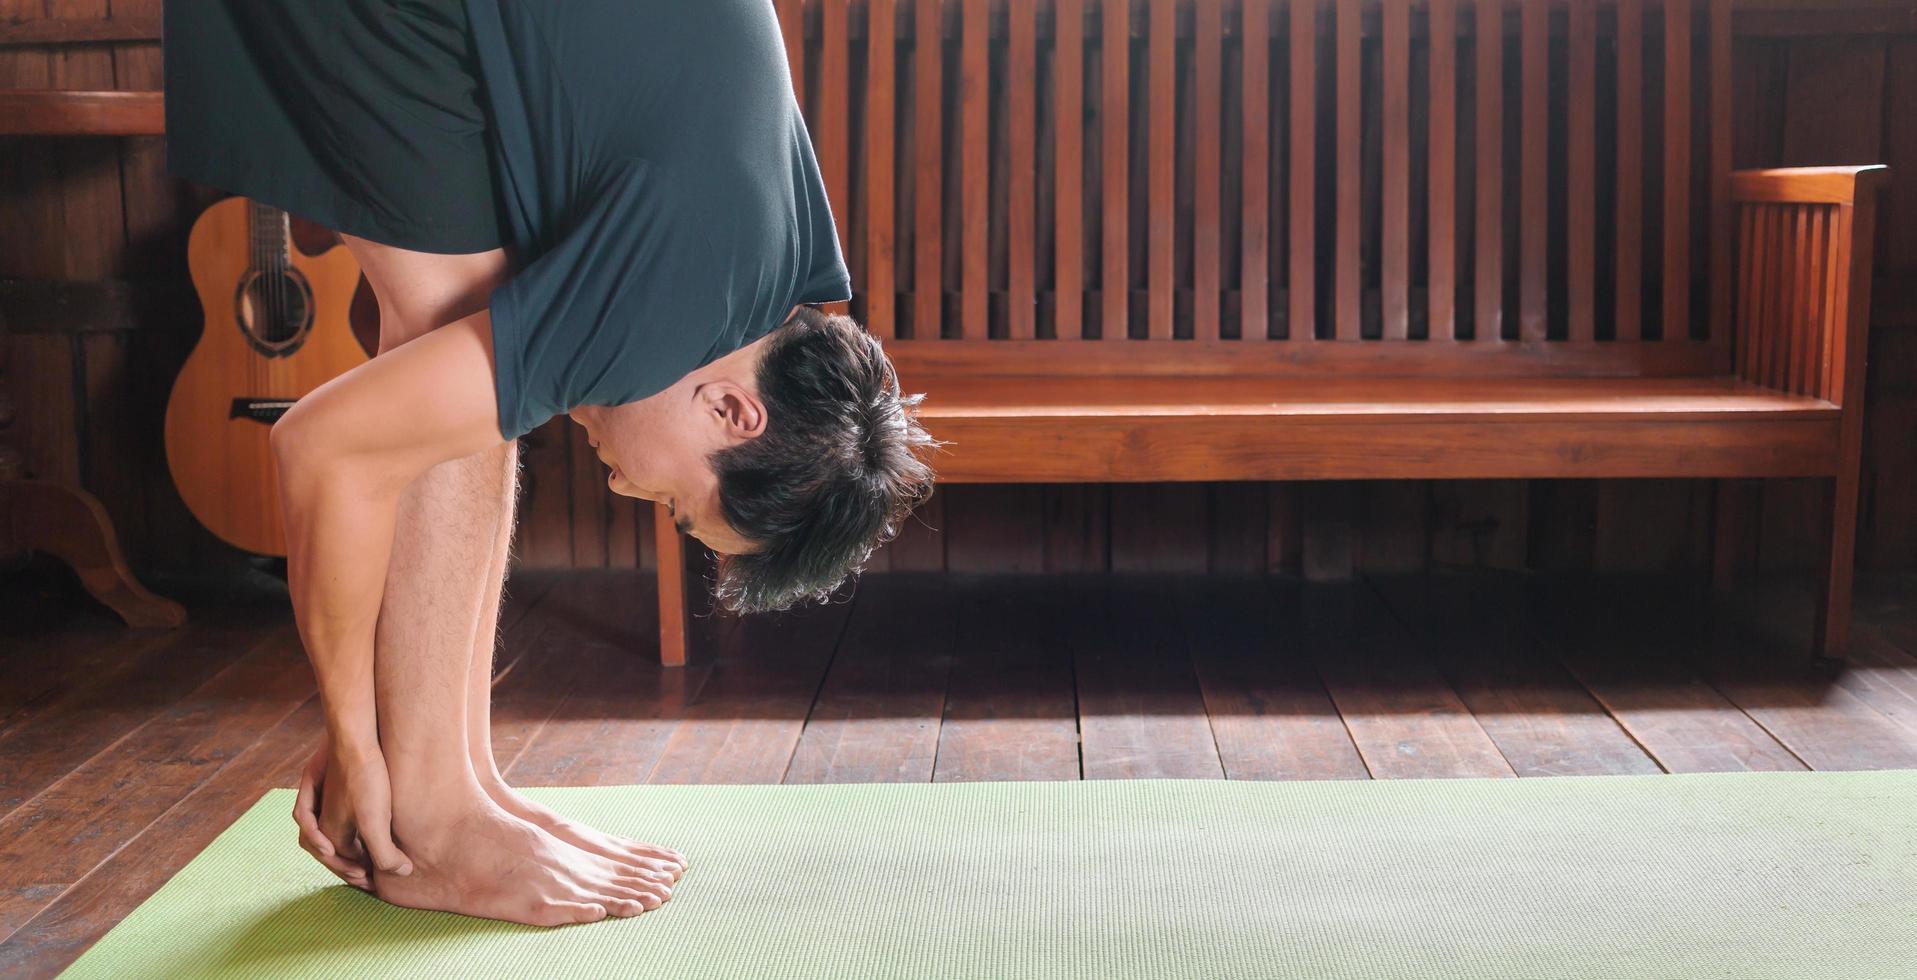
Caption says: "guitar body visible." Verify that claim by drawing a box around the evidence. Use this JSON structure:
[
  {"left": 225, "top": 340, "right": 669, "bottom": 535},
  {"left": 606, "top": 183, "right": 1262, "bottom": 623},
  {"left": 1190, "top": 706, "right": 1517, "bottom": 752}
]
[{"left": 165, "top": 196, "right": 368, "bottom": 556}]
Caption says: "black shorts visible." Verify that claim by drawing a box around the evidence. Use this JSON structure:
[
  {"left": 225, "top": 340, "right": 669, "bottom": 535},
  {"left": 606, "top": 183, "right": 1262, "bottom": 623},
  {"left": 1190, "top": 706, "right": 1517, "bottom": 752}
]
[{"left": 163, "top": 0, "right": 509, "bottom": 254}]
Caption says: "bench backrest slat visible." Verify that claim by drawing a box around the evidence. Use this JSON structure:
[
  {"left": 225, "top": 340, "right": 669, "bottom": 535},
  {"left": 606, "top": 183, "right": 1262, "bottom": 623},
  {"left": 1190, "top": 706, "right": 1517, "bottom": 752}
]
[{"left": 795, "top": 0, "right": 1737, "bottom": 374}]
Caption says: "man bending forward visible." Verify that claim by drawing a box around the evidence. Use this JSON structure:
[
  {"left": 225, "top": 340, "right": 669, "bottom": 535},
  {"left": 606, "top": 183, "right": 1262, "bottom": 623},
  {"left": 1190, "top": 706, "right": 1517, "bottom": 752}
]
[{"left": 165, "top": 0, "right": 935, "bottom": 926}]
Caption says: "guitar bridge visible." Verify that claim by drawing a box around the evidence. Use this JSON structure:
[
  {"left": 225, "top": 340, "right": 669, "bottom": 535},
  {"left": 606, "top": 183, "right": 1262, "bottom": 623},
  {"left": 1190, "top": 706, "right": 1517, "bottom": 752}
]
[{"left": 229, "top": 399, "right": 297, "bottom": 424}]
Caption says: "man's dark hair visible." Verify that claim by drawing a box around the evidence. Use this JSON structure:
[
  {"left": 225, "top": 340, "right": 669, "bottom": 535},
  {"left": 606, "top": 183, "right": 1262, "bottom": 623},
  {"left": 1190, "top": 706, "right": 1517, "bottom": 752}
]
[{"left": 707, "top": 305, "right": 940, "bottom": 614}]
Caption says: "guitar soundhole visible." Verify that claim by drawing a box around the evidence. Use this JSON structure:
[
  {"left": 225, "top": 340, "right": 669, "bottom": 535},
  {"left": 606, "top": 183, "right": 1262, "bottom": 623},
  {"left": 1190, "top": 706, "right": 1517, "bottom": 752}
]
[{"left": 234, "top": 269, "right": 315, "bottom": 357}]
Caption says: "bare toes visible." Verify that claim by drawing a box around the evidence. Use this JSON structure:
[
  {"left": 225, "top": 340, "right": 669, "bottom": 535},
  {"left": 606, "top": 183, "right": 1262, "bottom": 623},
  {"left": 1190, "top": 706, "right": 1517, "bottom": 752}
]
[
  {"left": 599, "top": 892, "right": 648, "bottom": 917},
  {"left": 628, "top": 843, "right": 685, "bottom": 866},
  {"left": 614, "top": 877, "right": 671, "bottom": 906},
  {"left": 540, "top": 902, "right": 608, "bottom": 927},
  {"left": 603, "top": 871, "right": 666, "bottom": 894}
]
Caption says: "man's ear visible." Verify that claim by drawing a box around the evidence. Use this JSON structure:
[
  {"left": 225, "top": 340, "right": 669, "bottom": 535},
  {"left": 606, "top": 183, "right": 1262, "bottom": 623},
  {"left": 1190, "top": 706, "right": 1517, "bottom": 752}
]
[{"left": 701, "top": 380, "right": 768, "bottom": 442}]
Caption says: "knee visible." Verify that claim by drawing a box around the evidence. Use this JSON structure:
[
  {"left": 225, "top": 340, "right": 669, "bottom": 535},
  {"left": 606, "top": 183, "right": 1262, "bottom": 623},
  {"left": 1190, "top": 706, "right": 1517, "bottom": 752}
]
[
  {"left": 270, "top": 394, "right": 362, "bottom": 496},
  {"left": 269, "top": 398, "right": 326, "bottom": 486}
]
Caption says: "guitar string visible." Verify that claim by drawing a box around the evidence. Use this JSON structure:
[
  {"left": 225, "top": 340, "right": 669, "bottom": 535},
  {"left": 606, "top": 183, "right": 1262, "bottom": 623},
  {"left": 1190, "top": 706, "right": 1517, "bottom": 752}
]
[
  {"left": 252, "top": 199, "right": 263, "bottom": 395},
  {"left": 267, "top": 203, "right": 279, "bottom": 393}
]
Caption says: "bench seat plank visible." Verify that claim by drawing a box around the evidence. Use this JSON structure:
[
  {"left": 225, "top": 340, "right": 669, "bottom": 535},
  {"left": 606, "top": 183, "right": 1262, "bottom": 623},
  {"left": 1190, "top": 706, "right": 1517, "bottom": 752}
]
[
  {"left": 900, "top": 376, "right": 1838, "bottom": 483},
  {"left": 907, "top": 375, "right": 1836, "bottom": 421}
]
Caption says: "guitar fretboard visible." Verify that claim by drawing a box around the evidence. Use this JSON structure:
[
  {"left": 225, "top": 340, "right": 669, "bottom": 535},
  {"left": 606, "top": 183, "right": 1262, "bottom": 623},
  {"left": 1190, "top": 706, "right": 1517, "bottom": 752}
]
[{"left": 247, "top": 200, "right": 288, "bottom": 276}]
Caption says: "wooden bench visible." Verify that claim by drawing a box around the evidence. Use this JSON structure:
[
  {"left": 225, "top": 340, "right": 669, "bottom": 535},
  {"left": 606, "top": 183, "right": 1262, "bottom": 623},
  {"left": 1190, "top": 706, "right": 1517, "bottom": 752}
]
[{"left": 643, "top": 1, "right": 1877, "bottom": 668}]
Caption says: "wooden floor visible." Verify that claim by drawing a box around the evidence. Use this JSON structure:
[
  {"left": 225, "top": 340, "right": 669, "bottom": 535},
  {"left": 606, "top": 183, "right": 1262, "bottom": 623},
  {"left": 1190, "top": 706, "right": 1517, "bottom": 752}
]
[{"left": 5, "top": 563, "right": 1917, "bottom": 975}]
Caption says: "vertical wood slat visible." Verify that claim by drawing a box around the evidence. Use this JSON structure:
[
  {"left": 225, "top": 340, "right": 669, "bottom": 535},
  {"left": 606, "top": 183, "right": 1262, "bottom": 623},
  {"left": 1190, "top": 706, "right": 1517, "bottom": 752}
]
[
  {"left": 866, "top": 0, "right": 897, "bottom": 339},
  {"left": 1755, "top": 205, "right": 1774, "bottom": 385},
  {"left": 1755, "top": 205, "right": 1763, "bottom": 385},
  {"left": 1289, "top": 0, "right": 1315, "bottom": 340},
  {"left": 1817, "top": 203, "right": 1847, "bottom": 402},
  {"left": 1103, "top": 0, "right": 1130, "bottom": 341},
  {"left": 568, "top": 425, "right": 608, "bottom": 567},
  {"left": 1778, "top": 207, "right": 1794, "bottom": 395},
  {"left": 1474, "top": 0, "right": 1502, "bottom": 341},
  {"left": 1802, "top": 206, "right": 1829, "bottom": 396},
  {"left": 1334, "top": 0, "right": 1360, "bottom": 341},
  {"left": 1778, "top": 205, "right": 1799, "bottom": 391},
  {"left": 779, "top": 0, "right": 814, "bottom": 337},
  {"left": 1735, "top": 205, "right": 1758, "bottom": 381},
  {"left": 1240, "top": 0, "right": 1270, "bottom": 340},
  {"left": 960, "top": 0, "right": 988, "bottom": 339},
  {"left": 1055, "top": 0, "right": 1085, "bottom": 339},
  {"left": 1194, "top": 0, "right": 1223, "bottom": 340},
  {"left": 778, "top": 0, "right": 805, "bottom": 102},
  {"left": 1615, "top": 0, "right": 1643, "bottom": 340},
  {"left": 1519, "top": 0, "right": 1547, "bottom": 341},
  {"left": 1664, "top": 0, "right": 1691, "bottom": 341},
  {"left": 1428, "top": 0, "right": 1457, "bottom": 340},
  {"left": 1805, "top": 203, "right": 1823, "bottom": 395},
  {"left": 1381, "top": 0, "right": 1409, "bottom": 340},
  {"left": 1820, "top": 205, "right": 1849, "bottom": 401},
  {"left": 1779, "top": 204, "right": 1795, "bottom": 390},
  {"left": 1148, "top": 0, "right": 1176, "bottom": 339},
  {"left": 1762, "top": 205, "right": 1785, "bottom": 388},
  {"left": 1566, "top": 0, "right": 1596, "bottom": 341},
  {"left": 1708, "top": 0, "right": 1732, "bottom": 356},
  {"left": 1008, "top": 0, "right": 1036, "bottom": 339},
  {"left": 653, "top": 503, "right": 688, "bottom": 667},
  {"left": 1781, "top": 205, "right": 1803, "bottom": 391},
  {"left": 821, "top": 0, "right": 851, "bottom": 313},
  {"left": 1771, "top": 206, "right": 1790, "bottom": 390},
  {"left": 914, "top": 0, "right": 942, "bottom": 339}
]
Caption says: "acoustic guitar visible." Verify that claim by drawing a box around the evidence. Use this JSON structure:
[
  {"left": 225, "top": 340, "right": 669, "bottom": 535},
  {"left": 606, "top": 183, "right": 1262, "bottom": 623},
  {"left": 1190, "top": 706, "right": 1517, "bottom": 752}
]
[{"left": 165, "top": 197, "right": 368, "bottom": 556}]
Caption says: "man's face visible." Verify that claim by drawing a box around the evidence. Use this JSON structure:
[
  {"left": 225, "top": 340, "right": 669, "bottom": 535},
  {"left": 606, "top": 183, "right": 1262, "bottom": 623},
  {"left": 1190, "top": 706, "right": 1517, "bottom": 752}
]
[{"left": 568, "top": 396, "right": 760, "bottom": 557}]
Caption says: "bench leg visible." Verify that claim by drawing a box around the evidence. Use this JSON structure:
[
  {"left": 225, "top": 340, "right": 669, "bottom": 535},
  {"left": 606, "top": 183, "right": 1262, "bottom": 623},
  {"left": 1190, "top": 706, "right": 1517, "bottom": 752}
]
[
  {"left": 1813, "top": 471, "right": 1860, "bottom": 667},
  {"left": 1710, "top": 479, "right": 1754, "bottom": 600},
  {"left": 2, "top": 478, "right": 187, "bottom": 628},
  {"left": 654, "top": 501, "right": 690, "bottom": 668}
]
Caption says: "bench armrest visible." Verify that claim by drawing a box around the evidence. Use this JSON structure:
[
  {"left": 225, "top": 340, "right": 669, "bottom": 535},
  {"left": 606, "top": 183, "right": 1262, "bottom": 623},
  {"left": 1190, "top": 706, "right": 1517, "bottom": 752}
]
[
  {"left": 1729, "top": 165, "right": 1887, "bottom": 407},
  {"left": 0, "top": 89, "right": 164, "bottom": 136}
]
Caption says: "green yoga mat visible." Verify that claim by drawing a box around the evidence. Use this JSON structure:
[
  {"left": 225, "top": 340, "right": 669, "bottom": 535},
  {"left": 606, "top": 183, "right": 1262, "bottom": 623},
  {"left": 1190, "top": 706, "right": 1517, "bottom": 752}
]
[{"left": 65, "top": 770, "right": 1917, "bottom": 979}]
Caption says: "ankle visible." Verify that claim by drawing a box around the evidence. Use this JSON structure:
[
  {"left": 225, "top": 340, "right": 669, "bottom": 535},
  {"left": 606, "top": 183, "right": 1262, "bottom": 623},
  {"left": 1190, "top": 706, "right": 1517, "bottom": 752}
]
[
  {"left": 390, "top": 784, "right": 497, "bottom": 858},
  {"left": 389, "top": 755, "right": 488, "bottom": 820}
]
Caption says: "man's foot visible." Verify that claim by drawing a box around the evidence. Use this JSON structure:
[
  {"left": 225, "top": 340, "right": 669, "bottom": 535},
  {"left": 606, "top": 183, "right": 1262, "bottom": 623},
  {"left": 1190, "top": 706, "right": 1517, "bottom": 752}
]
[
  {"left": 479, "top": 774, "right": 689, "bottom": 881},
  {"left": 379, "top": 794, "right": 673, "bottom": 927}
]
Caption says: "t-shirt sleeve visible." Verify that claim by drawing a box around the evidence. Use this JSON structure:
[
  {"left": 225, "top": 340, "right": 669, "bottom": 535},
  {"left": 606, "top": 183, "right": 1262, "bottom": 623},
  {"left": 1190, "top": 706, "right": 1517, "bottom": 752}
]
[{"left": 487, "top": 157, "right": 720, "bottom": 441}]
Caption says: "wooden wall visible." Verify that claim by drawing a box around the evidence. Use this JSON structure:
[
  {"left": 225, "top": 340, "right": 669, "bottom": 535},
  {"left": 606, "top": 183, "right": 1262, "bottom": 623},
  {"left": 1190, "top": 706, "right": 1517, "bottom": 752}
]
[{"left": 2, "top": 0, "right": 1913, "bottom": 584}]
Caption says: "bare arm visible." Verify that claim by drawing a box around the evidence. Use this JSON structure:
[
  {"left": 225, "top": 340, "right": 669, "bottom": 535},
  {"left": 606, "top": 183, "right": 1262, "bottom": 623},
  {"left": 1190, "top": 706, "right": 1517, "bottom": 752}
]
[{"left": 271, "top": 309, "right": 506, "bottom": 871}]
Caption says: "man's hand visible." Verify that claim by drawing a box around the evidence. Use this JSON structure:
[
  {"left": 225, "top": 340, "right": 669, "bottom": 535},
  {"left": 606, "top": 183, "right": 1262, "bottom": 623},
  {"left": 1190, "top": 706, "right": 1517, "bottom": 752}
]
[{"left": 293, "top": 737, "right": 414, "bottom": 889}]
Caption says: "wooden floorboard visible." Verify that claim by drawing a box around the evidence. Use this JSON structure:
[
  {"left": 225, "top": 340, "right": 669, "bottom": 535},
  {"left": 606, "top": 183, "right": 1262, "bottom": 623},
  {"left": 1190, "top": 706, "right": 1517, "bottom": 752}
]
[
  {"left": 1687, "top": 581, "right": 1917, "bottom": 771},
  {"left": 5, "top": 567, "right": 1917, "bottom": 974},
  {"left": 0, "top": 621, "right": 311, "bottom": 939},
  {"left": 1838, "top": 631, "right": 1917, "bottom": 740},
  {"left": 1296, "top": 580, "right": 1514, "bottom": 780},
  {"left": 1173, "top": 576, "right": 1368, "bottom": 780},
  {"left": 787, "top": 574, "right": 958, "bottom": 783},
  {"left": 642, "top": 588, "right": 852, "bottom": 785},
  {"left": 1075, "top": 576, "right": 1225, "bottom": 780},
  {"left": 0, "top": 698, "right": 325, "bottom": 980},
  {"left": 935, "top": 576, "right": 1080, "bottom": 782},
  {"left": 0, "top": 603, "right": 281, "bottom": 817},
  {"left": 501, "top": 572, "right": 707, "bottom": 786},
  {"left": 1526, "top": 576, "right": 1807, "bottom": 774},
  {"left": 1372, "top": 574, "right": 1664, "bottom": 777}
]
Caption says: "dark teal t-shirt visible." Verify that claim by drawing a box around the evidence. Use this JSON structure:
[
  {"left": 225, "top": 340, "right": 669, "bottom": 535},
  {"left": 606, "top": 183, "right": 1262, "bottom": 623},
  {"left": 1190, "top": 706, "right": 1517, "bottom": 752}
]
[{"left": 464, "top": 0, "right": 851, "bottom": 440}]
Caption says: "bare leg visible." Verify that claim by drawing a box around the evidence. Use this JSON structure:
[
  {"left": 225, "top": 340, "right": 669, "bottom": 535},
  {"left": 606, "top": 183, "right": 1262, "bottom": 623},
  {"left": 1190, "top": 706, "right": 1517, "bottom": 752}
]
[
  {"left": 459, "top": 452, "right": 686, "bottom": 876},
  {"left": 330, "top": 233, "right": 675, "bottom": 921}
]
